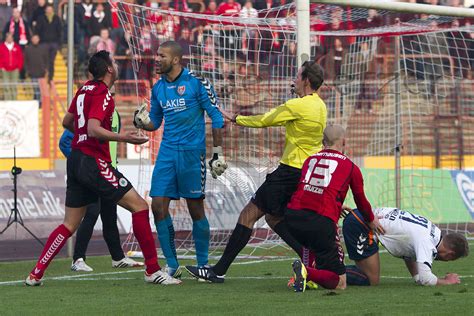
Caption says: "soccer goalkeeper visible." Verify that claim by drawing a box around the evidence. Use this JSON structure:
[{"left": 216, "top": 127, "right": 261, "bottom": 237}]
[
  {"left": 133, "top": 41, "right": 226, "bottom": 278},
  {"left": 186, "top": 60, "right": 327, "bottom": 283}
]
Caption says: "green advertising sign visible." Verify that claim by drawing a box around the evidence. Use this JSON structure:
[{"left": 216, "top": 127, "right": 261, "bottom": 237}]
[{"left": 344, "top": 168, "right": 472, "bottom": 224}]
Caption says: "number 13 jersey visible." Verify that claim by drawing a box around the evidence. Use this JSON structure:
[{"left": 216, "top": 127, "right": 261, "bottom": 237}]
[
  {"left": 68, "top": 80, "right": 115, "bottom": 162},
  {"left": 287, "top": 148, "right": 374, "bottom": 224}
]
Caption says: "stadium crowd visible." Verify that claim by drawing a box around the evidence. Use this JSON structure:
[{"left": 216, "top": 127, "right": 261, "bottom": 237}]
[{"left": 0, "top": 0, "right": 472, "bottom": 93}]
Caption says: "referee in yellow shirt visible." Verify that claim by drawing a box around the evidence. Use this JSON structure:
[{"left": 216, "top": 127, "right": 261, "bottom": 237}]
[{"left": 186, "top": 60, "right": 327, "bottom": 282}]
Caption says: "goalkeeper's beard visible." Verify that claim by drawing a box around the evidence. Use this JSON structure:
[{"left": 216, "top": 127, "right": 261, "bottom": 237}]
[{"left": 157, "top": 63, "right": 173, "bottom": 75}]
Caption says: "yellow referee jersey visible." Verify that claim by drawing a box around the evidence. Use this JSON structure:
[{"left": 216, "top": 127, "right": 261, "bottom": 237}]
[{"left": 235, "top": 92, "right": 327, "bottom": 169}]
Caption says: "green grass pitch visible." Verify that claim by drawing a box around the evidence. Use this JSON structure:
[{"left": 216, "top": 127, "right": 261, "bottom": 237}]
[{"left": 0, "top": 248, "right": 473, "bottom": 315}]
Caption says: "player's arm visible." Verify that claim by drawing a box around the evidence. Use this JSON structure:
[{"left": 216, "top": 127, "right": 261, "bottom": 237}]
[
  {"left": 196, "top": 76, "right": 227, "bottom": 178},
  {"left": 134, "top": 87, "right": 162, "bottom": 131},
  {"left": 88, "top": 119, "right": 148, "bottom": 145},
  {"left": 63, "top": 94, "right": 78, "bottom": 132},
  {"left": 404, "top": 258, "right": 418, "bottom": 277},
  {"left": 349, "top": 165, "right": 385, "bottom": 234},
  {"left": 411, "top": 240, "right": 461, "bottom": 286},
  {"left": 62, "top": 112, "right": 75, "bottom": 132},
  {"left": 406, "top": 260, "right": 460, "bottom": 286},
  {"left": 134, "top": 103, "right": 159, "bottom": 131},
  {"left": 234, "top": 102, "right": 297, "bottom": 128}
]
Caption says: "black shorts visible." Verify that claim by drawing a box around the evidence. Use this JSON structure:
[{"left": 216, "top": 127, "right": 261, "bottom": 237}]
[
  {"left": 285, "top": 208, "right": 346, "bottom": 275},
  {"left": 342, "top": 209, "right": 379, "bottom": 261},
  {"left": 65, "top": 150, "right": 133, "bottom": 208},
  {"left": 251, "top": 164, "right": 301, "bottom": 216}
]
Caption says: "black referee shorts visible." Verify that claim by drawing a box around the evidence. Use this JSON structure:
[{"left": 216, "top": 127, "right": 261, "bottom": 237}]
[
  {"left": 285, "top": 208, "right": 346, "bottom": 275},
  {"left": 65, "top": 150, "right": 133, "bottom": 208},
  {"left": 251, "top": 163, "right": 301, "bottom": 216}
]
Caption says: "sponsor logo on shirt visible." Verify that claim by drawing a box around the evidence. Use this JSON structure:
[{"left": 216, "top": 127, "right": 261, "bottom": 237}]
[
  {"left": 160, "top": 98, "right": 186, "bottom": 112},
  {"left": 81, "top": 85, "right": 96, "bottom": 91},
  {"left": 303, "top": 184, "right": 323, "bottom": 194},
  {"left": 78, "top": 134, "right": 87, "bottom": 143}
]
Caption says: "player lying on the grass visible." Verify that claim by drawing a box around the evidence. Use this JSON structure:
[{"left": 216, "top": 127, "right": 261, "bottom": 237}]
[
  {"left": 133, "top": 41, "right": 226, "bottom": 278},
  {"left": 284, "top": 124, "right": 384, "bottom": 292},
  {"left": 25, "top": 50, "right": 181, "bottom": 286},
  {"left": 60, "top": 126, "right": 143, "bottom": 272},
  {"left": 343, "top": 207, "right": 469, "bottom": 286},
  {"left": 185, "top": 60, "right": 328, "bottom": 283}
]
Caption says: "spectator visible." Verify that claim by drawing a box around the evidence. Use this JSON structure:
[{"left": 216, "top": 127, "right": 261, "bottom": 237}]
[
  {"left": 173, "top": 0, "right": 190, "bottom": 12},
  {"left": 35, "top": 4, "right": 62, "bottom": 82},
  {"left": 95, "top": 28, "right": 115, "bottom": 55},
  {"left": 24, "top": 34, "right": 48, "bottom": 103},
  {"left": 240, "top": 0, "right": 258, "bottom": 19},
  {"left": 204, "top": 1, "right": 218, "bottom": 15},
  {"left": 30, "top": 0, "right": 46, "bottom": 32},
  {"left": 177, "top": 26, "right": 192, "bottom": 56},
  {"left": 88, "top": 3, "right": 111, "bottom": 37},
  {"left": 216, "top": 0, "right": 241, "bottom": 16},
  {"left": 356, "top": 9, "right": 382, "bottom": 29},
  {"left": 81, "top": 0, "right": 94, "bottom": 21},
  {"left": 3, "top": 8, "right": 30, "bottom": 47},
  {"left": 323, "top": 37, "right": 344, "bottom": 80},
  {"left": 115, "top": 29, "right": 134, "bottom": 80},
  {"left": 108, "top": 0, "right": 124, "bottom": 45},
  {"left": 0, "top": 0, "right": 12, "bottom": 41},
  {"left": 74, "top": 0, "right": 92, "bottom": 64},
  {"left": 0, "top": 32, "right": 23, "bottom": 100}
]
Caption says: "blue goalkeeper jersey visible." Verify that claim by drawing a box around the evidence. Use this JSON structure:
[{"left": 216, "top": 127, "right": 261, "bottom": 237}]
[{"left": 149, "top": 68, "right": 224, "bottom": 151}]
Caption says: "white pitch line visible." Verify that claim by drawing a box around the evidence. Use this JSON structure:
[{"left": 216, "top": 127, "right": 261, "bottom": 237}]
[
  {"left": 3, "top": 275, "right": 474, "bottom": 285},
  {"left": 2, "top": 255, "right": 474, "bottom": 286}
]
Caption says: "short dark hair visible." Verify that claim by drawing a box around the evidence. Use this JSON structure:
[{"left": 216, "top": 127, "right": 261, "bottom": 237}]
[
  {"left": 160, "top": 41, "right": 184, "bottom": 59},
  {"left": 88, "top": 50, "right": 113, "bottom": 80},
  {"left": 444, "top": 233, "right": 469, "bottom": 260},
  {"left": 301, "top": 60, "right": 324, "bottom": 91}
]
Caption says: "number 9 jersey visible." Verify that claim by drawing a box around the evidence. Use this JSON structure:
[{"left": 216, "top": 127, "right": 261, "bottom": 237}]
[
  {"left": 287, "top": 148, "right": 374, "bottom": 224},
  {"left": 68, "top": 80, "right": 115, "bottom": 162}
]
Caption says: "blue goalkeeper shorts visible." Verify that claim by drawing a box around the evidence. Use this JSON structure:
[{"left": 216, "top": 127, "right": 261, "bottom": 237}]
[
  {"left": 342, "top": 209, "right": 379, "bottom": 261},
  {"left": 150, "top": 147, "right": 206, "bottom": 199}
]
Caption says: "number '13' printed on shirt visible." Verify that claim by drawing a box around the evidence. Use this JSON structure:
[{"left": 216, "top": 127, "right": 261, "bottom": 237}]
[{"left": 303, "top": 158, "right": 339, "bottom": 187}]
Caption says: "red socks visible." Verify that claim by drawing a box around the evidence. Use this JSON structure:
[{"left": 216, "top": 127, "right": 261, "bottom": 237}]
[
  {"left": 306, "top": 266, "right": 340, "bottom": 289},
  {"left": 132, "top": 210, "right": 160, "bottom": 274},
  {"left": 31, "top": 224, "right": 72, "bottom": 278}
]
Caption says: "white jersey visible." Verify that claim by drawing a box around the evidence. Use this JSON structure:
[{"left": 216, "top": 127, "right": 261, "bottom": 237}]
[{"left": 375, "top": 207, "right": 442, "bottom": 268}]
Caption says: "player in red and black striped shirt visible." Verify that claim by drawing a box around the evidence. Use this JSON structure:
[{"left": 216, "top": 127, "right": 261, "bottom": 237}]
[
  {"left": 25, "top": 51, "right": 181, "bottom": 286},
  {"left": 285, "top": 124, "right": 384, "bottom": 292}
]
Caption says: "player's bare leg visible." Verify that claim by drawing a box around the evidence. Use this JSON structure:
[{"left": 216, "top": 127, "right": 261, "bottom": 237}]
[
  {"left": 238, "top": 201, "right": 265, "bottom": 228},
  {"left": 187, "top": 198, "right": 210, "bottom": 268},
  {"left": 354, "top": 253, "right": 380, "bottom": 285},
  {"left": 118, "top": 188, "right": 150, "bottom": 213},
  {"left": 151, "top": 197, "right": 172, "bottom": 220}
]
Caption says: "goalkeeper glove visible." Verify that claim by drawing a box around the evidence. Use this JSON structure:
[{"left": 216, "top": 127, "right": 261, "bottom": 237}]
[
  {"left": 208, "top": 146, "right": 228, "bottom": 179},
  {"left": 133, "top": 103, "right": 151, "bottom": 129}
]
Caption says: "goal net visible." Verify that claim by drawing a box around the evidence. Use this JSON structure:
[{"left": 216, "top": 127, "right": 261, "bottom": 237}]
[{"left": 114, "top": 0, "right": 474, "bottom": 259}]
